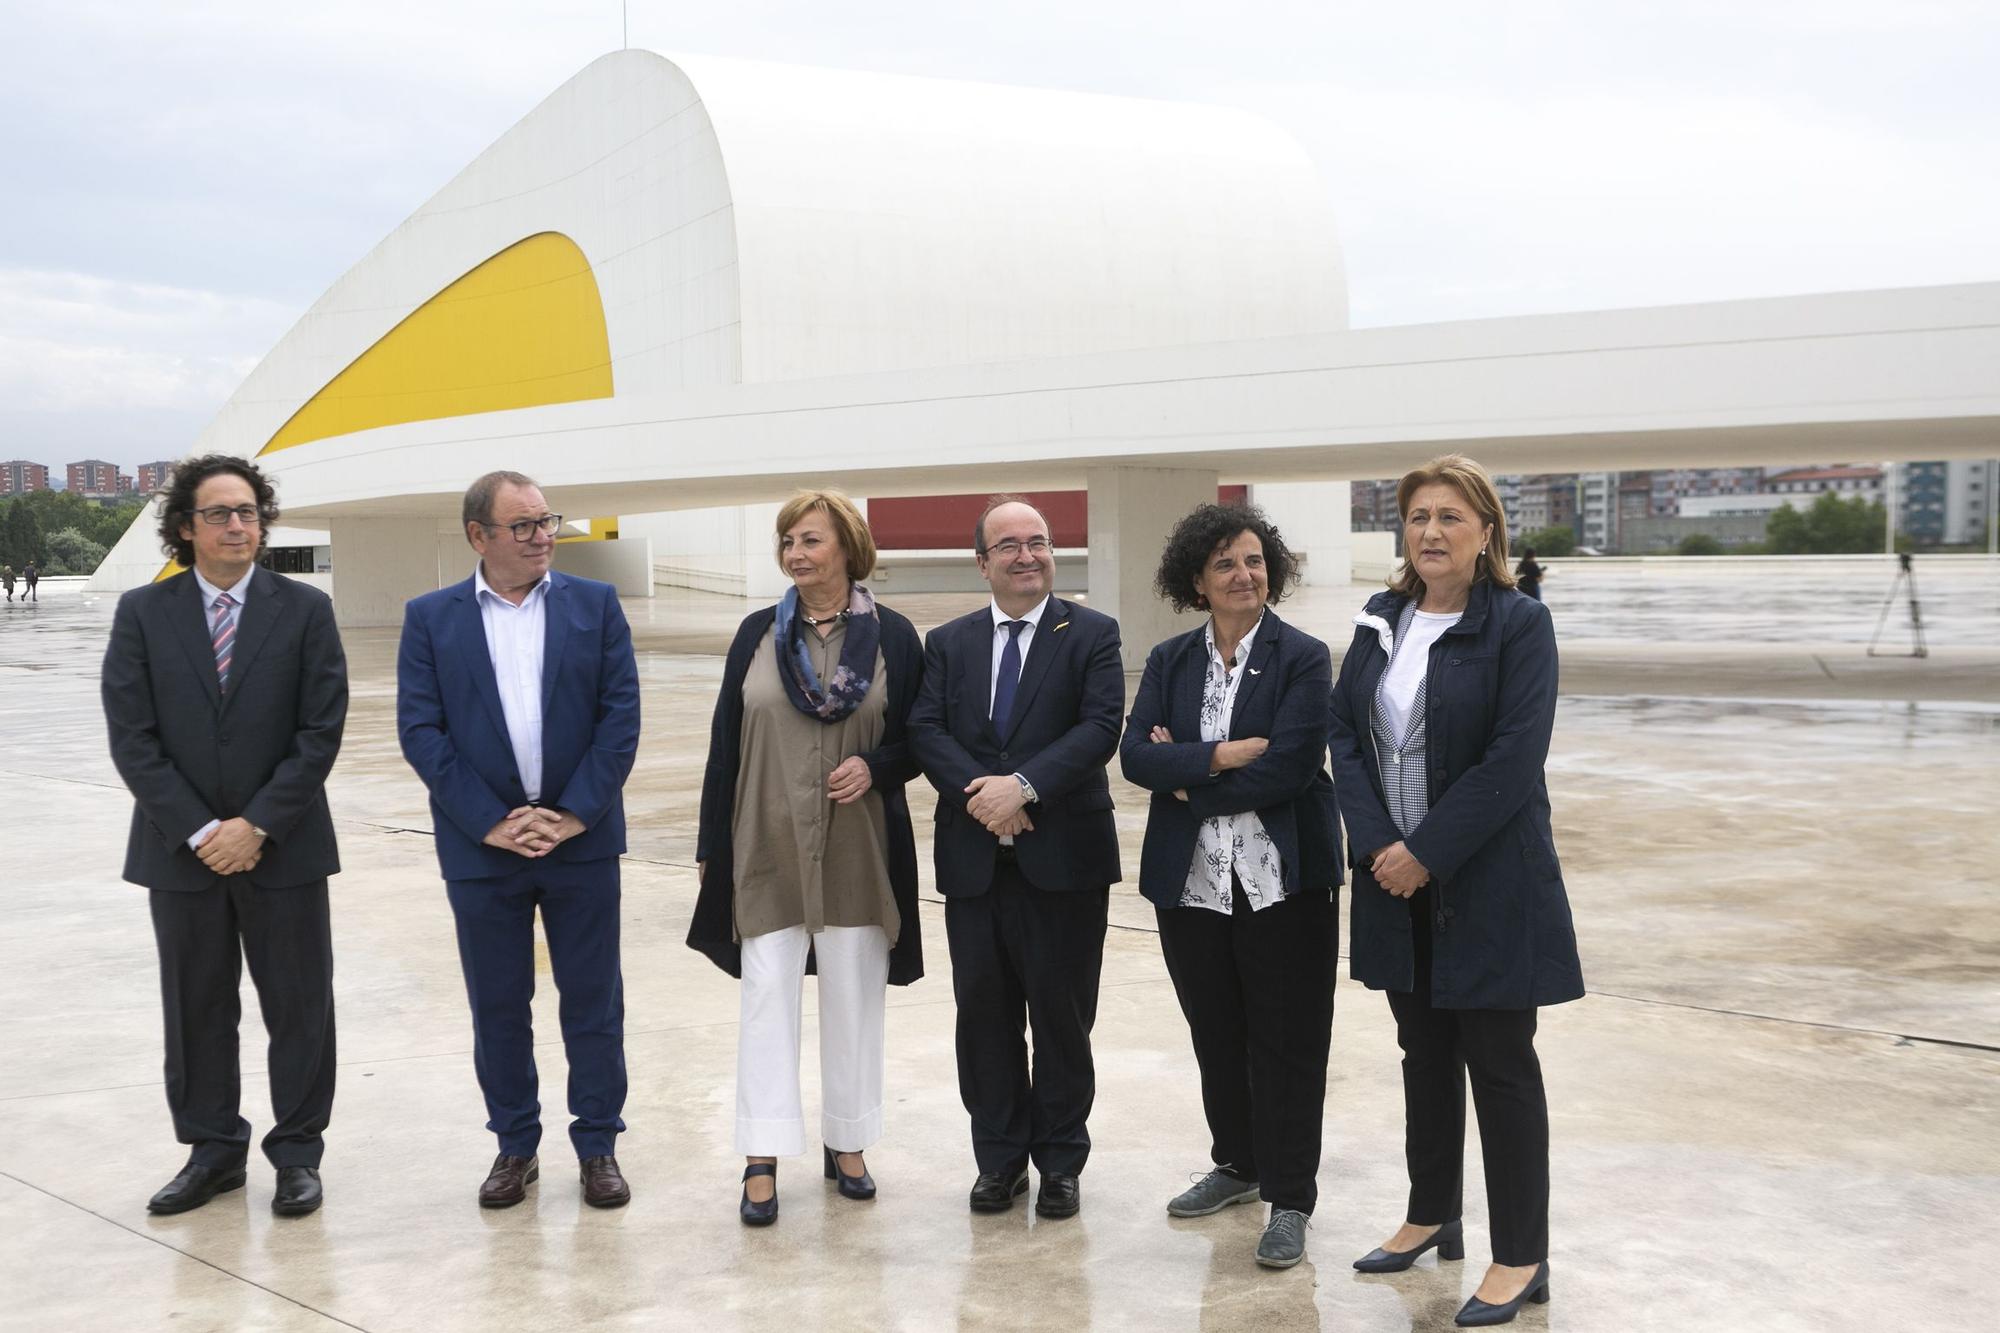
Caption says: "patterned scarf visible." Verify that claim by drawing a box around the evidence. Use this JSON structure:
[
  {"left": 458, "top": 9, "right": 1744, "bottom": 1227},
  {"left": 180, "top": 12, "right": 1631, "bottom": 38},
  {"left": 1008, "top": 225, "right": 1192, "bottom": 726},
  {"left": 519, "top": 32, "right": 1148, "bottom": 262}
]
[{"left": 773, "top": 582, "right": 881, "bottom": 722}]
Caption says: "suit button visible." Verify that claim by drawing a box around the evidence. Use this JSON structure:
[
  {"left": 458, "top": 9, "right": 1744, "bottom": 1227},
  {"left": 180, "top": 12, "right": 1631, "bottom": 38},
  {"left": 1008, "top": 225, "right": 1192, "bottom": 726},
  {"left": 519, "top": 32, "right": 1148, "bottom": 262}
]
[
  {"left": 219, "top": 735, "right": 231, "bottom": 746},
  {"left": 999, "top": 752, "right": 1009, "bottom": 762},
  {"left": 1443, "top": 906, "right": 1456, "bottom": 919},
  {"left": 1434, "top": 911, "right": 1447, "bottom": 929}
]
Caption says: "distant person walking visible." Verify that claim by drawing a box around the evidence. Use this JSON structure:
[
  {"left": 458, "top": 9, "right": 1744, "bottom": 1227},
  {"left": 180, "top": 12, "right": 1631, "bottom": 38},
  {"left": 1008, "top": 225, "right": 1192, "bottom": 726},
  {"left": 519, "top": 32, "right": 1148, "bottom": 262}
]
[
  {"left": 1513, "top": 548, "right": 1545, "bottom": 602},
  {"left": 21, "top": 561, "right": 37, "bottom": 601},
  {"left": 1330, "top": 454, "right": 1583, "bottom": 1328},
  {"left": 2, "top": 564, "right": 14, "bottom": 602}
]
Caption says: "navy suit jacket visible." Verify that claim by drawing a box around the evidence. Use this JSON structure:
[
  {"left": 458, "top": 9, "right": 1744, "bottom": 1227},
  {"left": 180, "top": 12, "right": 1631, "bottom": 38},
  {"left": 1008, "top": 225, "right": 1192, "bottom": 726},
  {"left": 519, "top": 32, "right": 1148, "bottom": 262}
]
[
  {"left": 1119, "top": 609, "right": 1342, "bottom": 909},
  {"left": 103, "top": 568, "right": 347, "bottom": 892},
  {"left": 397, "top": 570, "right": 640, "bottom": 882},
  {"left": 908, "top": 597, "right": 1124, "bottom": 896}
]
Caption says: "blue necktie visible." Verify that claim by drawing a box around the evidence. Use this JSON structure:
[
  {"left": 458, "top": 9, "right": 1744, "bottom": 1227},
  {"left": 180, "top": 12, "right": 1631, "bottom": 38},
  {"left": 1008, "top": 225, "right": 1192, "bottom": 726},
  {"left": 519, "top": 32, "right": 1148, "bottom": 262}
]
[{"left": 991, "top": 620, "right": 1028, "bottom": 734}]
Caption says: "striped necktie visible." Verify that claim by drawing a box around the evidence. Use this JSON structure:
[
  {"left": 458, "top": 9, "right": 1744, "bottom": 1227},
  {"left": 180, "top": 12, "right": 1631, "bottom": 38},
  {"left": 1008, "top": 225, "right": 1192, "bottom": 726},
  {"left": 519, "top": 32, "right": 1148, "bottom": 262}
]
[{"left": 211, "top": 591, "right": 238, "bottom": 692}]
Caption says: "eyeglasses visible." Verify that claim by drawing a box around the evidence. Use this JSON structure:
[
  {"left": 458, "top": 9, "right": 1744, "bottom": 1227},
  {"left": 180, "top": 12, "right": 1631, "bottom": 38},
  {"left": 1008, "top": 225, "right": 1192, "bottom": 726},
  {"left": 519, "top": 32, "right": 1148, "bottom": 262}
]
[
  {"left": 193, "top": 505, "right": 263, "bottom": 526},
  {"left": 982, "top": 537, "right": 1053, "bottom": 559},
  {"left": 482, "top": 513, "right": 563, "bottom": 542}
]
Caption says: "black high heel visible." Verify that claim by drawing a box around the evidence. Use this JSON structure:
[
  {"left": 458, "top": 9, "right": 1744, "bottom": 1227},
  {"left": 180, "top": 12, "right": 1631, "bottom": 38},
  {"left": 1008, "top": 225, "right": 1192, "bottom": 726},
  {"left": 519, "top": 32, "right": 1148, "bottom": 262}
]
[
  {"left": 824, "top": 1145, "right": 877, "bottom": 1200},
  {"left": 1454, "top": 1261, "right": 1551, "bottom": 1326},
  {"left": 739, "top": 1162, "right": 778, "bottom": 1226},
  {"left": 1352, "top": 1218, "right": 1465, "bottom": 1272}
]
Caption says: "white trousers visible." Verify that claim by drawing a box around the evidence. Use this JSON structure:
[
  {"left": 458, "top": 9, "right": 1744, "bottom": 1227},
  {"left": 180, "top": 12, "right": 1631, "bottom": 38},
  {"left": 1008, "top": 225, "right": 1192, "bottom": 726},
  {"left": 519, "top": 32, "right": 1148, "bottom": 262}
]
[{"left": 736, "top": 923, "right": 891, "bottom": 1156}]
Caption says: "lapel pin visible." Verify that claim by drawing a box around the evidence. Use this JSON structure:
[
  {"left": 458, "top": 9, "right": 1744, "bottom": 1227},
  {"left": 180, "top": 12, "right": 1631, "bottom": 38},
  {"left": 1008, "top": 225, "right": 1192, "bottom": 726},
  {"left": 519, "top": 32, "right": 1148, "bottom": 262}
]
[
  {"left": 1052, "top": 621, "right": 1070, "bottom": 633},
  {"left": 1248, "top": 667, "right": 1262, "bottom": 675}
]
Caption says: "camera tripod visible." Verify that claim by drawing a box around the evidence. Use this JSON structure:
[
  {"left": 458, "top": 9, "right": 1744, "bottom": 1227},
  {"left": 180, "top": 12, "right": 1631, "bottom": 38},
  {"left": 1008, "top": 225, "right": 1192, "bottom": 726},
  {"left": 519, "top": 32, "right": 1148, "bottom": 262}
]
[{"left": 1866, "top": 552, "right": 1928, "bottom": 659}]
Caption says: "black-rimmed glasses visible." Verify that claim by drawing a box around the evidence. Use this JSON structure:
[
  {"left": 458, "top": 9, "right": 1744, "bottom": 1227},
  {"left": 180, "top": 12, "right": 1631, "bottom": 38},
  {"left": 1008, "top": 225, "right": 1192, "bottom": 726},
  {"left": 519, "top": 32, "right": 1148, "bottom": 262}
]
[
  {"left": 483, "top": 514, "right": 563, "bottom": 542},
  {"left": 982, "top": 537, "right": 1053, "bottom": 559},
  {"left": 193, "top": 505, "right": 263, "bottom": 526}
]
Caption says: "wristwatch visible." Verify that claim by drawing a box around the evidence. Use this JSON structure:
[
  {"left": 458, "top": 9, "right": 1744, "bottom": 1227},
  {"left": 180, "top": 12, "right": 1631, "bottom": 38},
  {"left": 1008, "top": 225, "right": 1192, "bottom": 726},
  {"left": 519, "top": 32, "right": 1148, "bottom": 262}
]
[
  {"left": 1013, "top": 773, "right": 1039, "bottom": 804},
  {"left": 248, "top": 823, "right": 269, "bottom": 840}
]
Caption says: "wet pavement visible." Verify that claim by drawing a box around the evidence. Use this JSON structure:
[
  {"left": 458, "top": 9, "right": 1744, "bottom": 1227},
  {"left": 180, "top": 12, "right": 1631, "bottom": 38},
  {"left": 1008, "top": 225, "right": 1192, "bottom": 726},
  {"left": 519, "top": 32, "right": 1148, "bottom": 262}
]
[{"left": 1, "top": 570, "right": 1996, "bottom": 1331}]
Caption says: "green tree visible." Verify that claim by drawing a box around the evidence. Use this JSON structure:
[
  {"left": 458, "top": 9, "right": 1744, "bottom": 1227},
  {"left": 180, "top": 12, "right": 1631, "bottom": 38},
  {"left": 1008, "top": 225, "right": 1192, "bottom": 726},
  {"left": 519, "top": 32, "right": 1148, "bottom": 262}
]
[
  {"left": 43, "top": 526, "right": 109, "bottom": 576},
  {"left": 1521, "top": 525, "right": 1575, "bottom": 557},
  {"left": 1765, "top": 493, "right": 1886, "bottom": 554},
  {"left": 0, "top": 500, "right": 46, "bottom": 566},
  {"left": 1676, "top": 533, "right": 1724, "bottom": 556}
]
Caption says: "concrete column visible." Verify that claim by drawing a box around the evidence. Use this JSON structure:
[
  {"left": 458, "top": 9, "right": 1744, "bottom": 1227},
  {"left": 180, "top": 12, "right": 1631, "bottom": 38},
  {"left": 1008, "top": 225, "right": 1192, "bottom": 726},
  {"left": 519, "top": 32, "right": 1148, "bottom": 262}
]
[
  {"left": 1085, "top": 465, "right": 1216, "bottom": 672},
  {"left": 328, "top": 517, "right": 460, "bottom": 628},
  {"left": 1249, "top": 481, "right": 1354, "bottom": 587},
  {"left": 554, "top": 536, "right": 655, "bottom": 596}
]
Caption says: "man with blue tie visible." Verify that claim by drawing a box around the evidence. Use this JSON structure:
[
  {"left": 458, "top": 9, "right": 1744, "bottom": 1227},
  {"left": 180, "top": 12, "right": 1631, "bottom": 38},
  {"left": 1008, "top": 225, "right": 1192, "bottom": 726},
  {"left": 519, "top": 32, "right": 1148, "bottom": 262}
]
[
  {"left": 397, "top": 471, "right": 641, "bottom": 1209},
  {"left": 908, "top": 496, "right": 1124, "bottom": 1219}
]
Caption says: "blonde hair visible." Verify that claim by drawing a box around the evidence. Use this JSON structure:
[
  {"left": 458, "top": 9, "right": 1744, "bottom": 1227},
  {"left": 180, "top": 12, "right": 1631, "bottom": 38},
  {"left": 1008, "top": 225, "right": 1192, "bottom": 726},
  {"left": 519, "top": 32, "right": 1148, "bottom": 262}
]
[
  {"left": 774, "top": 489, "right": 877, "bottom": 580},
  {"left": 1389, "top": 454, "right": 1516, "bottom": 598}
]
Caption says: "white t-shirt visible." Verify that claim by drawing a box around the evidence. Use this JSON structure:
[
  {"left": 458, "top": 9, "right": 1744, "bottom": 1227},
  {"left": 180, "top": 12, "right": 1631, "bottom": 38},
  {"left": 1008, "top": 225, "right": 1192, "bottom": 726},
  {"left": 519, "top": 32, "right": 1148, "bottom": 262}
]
[{"left": 1377, "top": 609, "right": 1462, "bottom": 744}]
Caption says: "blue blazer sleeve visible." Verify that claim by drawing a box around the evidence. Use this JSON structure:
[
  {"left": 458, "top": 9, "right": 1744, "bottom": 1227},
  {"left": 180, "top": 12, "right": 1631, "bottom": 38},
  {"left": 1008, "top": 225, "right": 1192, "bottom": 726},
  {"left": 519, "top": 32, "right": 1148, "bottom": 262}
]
[
  {"left": 1182, "top": 633, "right": 1332, "bottom": 820},
  {"left": 546, "top": 586, "right": 640, "bottom": 829},
  {"left": 1119, "top": 636, "right": 1219, "bottom": 792},
  {"left": 1328, "top": 626, "right": 1401, "bottom": 864},
  {"left": 397, "top": 598, "right": 511, "bottom": 843},
  {"left": 1014, "top": 616, "right": 1125, "bottom": 802},
  {"left": 907, "top": 624, "right": 986, "bottom": 810}
]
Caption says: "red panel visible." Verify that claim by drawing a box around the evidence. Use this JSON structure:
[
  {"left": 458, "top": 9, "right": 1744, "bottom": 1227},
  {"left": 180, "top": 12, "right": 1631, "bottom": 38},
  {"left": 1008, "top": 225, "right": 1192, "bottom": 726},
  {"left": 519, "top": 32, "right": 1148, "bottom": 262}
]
[{"left": 871, "top": 485, "right": 1252, "bottom": 550}]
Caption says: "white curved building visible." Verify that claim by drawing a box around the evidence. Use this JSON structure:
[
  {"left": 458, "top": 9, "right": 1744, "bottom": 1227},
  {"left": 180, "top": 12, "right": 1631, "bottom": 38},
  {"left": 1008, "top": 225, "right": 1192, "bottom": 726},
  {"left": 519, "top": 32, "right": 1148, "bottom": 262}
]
[{"left": 93, "top": 49, "right": 2000, "bottom": 657}]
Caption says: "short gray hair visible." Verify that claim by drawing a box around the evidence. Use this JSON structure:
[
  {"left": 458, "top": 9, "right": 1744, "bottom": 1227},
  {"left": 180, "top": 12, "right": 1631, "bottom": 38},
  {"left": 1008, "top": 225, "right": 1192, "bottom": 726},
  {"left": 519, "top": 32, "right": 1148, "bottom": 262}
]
[{"left": 462, "top": 470, "right": 539, "bottom": 534}]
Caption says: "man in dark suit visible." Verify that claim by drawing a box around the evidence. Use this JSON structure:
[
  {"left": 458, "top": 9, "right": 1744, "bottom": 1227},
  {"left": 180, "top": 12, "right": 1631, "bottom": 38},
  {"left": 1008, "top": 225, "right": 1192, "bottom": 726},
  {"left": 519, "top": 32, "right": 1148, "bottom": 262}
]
[
  {"left": 398, "top": 470, "right": 640, "bottom": 1210},
  {"left": 908, "top": 496, "right": 1124, "bottom": 1219},
  {"left": 102, "top": 454, "right": 347, "bottom": 1217}
]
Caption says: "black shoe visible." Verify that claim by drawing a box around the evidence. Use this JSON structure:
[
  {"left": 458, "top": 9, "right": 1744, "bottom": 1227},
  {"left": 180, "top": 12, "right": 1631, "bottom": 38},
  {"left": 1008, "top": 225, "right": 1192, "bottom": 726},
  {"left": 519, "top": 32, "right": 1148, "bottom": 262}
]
[
  {"left": 271, "top": 1166, "right": 323, "bottom": 1217},
  {"left": 968, "top": 1167, "right": 1029, "bottom": 1213},
  {"left": 1455, "top": 1262, "right": 1551, "bottom": 1326},
  {"left": 1353, "top": 1218, "right": 1465, "bottom": 1272},
  {"left": 147, "top": 1162, "right": 247, "bottom": 1215},
  {"left": 824, "top": 1145, "right": 876, "bottom": 1201},
  {"left": 740, "top": 1163, "right": 779, "bottom": 1227},
  {"left": 1035, "top": 1172, "right": 1080, "bottom": 1219}
]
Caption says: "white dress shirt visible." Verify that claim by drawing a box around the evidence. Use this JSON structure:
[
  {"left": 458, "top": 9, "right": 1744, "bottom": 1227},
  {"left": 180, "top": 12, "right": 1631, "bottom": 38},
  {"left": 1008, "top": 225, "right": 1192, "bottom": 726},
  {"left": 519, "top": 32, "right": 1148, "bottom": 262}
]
[
  {"left": 186, "top": 564, "right": 255, "bottom": 850},
  {"left": 1377, "top": 608, "right": 1461, "bottom": 745},
  {"left": 474, "top": 563, "right": 551, "bottom": 802},
  {"left": 986, "top": 595, "right": 1051, "bottom": 845},
  {"left": 1179, "top": 614, "right": 1288, "bottom": 914}
]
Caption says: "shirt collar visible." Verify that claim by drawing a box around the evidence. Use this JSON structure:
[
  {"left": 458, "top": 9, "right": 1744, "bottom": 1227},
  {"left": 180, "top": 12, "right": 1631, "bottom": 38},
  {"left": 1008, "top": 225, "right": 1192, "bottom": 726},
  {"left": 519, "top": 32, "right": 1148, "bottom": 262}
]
[
  {"left": 192, "top": 562, "right": 253, "bottom": 610},
  {"left": 1204, "top": 610, "right": 1266, "bottom": 665},
  {"left": 475, "top": 562, "right": 551, "bottom": 608},
  {"left": 990, "top": 595, "right": 1051, "bottom": 632}
]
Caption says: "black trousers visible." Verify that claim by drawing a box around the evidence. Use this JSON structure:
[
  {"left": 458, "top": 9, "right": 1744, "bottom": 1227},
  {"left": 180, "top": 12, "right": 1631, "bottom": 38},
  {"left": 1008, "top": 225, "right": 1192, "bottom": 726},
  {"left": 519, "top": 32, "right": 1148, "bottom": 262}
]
[
  {"left": 148, "top": 877, "right": 337, "bottom": 1169},
  {"left": 1385, "top": 888, "right": 1550, "bottom": 1265},
  {"left": 944, "top": 856, "right": 1108, "bottom": 1175},
  {"left": 1156, "top": 883, "right": 1337, "bottom": 1214}
]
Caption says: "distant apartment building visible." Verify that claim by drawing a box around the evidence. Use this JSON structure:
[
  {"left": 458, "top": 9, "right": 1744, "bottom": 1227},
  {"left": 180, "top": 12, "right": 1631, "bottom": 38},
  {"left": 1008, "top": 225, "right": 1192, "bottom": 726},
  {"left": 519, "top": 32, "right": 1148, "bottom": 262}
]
[
  {"left": 136, "top": 460, "right": 178, "bottom": 495},
  {"left": 1515, "top": 474, "right": 1576, "bottom": 536},
  {"left": 1, "top": 460, "right": 52, "bottom": 495},
  {"left": 68, "top": 459, "right": 127, "bottom": 498},
  {"left": 1648, "top": 467, "right": 1762, "bottom": 517},
  {"left": 1897, "top": 459, "right": 1993, "bottom": 546},
  {"left": 1576, "top": 471, "right": 1617, "bottom": 550},
  {"left": 1760, "top": 464, "right": 1883, "bottom": 499},
  {"left": 1349, "top": 478, "right": 1402, "bottom": 533}
]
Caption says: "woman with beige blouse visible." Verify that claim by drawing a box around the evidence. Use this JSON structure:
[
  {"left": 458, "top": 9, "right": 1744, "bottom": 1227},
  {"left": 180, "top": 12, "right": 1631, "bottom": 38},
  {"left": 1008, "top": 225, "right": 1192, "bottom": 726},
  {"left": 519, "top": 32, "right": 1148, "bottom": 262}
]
[{"left": 687, "top": 490, "right": 927, "bottom": 1226}]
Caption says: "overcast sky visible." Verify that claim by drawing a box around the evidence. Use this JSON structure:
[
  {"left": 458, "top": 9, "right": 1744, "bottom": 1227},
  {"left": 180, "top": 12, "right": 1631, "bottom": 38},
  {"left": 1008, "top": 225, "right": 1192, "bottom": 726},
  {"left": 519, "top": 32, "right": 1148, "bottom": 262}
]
[{"left": 3, "top": 0, "right": 1996, "bottom": 470}]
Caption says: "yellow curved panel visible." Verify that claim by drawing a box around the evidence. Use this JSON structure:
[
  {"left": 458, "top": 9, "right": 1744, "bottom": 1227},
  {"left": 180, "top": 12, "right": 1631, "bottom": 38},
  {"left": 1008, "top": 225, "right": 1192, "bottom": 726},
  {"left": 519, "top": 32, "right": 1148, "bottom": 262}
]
[{"left": 260, "top": 231, "right": 613, "bottom": 454}]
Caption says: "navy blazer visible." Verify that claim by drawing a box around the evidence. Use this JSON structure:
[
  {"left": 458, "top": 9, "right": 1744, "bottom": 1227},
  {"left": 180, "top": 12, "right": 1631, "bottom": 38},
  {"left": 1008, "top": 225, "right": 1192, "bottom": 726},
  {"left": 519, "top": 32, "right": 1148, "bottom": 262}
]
[
  {"left": 1329, "top": 580, "right": 1584, "bottom": 1009},
  {"left": 907, "top": 597, "right": 1124, "bottom": 895},
  {"left": 1120, "top": 609, "right": 1341, "bottom": 909},
  {"left": 103, "top": 568, "right": 348, "bottom": 892},
  {"left": 397, "top": 570, "right": 641, "bottom": 881}
]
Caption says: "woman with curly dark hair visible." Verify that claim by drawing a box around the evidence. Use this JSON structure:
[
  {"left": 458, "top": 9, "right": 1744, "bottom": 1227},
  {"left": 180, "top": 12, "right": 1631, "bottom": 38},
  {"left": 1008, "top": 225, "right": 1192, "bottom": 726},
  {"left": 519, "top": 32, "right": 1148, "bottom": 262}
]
[{"left": 1118, "top": 502, "right": 1342, "bottom": 1270}]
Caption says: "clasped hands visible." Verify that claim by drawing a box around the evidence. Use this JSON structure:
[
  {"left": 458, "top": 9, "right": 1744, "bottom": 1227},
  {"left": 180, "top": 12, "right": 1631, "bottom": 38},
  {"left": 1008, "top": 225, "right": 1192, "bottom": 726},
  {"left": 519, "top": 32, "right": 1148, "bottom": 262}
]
[
  {"left": 483, "top": 805, "right": 586, "bottom": 858},
  {"left": 1370, "top": 841, "right": 1431, "bottom": 897},
  {"left": 195, "top": 817, "right": 265, "bottom": 875},
  {"left": 964, "top": 774, "right": 1032, "bottom": 837},
  {"left": 1145, "top": 726, "right": 1268, "bottom": 802}
]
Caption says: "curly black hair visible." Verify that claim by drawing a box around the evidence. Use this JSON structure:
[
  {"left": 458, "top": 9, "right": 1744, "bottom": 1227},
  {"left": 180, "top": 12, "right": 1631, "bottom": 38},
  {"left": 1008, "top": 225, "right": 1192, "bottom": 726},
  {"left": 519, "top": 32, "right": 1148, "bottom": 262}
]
[
  {"left": 156, "top": 454, "right": 280, "bottom": 567},
  {"left": 1152, "top": 503, "right": 1297, "bottom": 613}
]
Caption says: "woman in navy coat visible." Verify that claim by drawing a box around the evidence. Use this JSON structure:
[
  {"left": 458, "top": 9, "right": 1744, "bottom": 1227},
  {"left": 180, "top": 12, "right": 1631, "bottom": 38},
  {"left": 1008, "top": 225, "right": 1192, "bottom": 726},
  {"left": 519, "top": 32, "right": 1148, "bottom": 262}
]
[
  {"left": 1120, "top": 503, "right": 1341, "bottom": 1272},
  {"left": 1330, "top": 454, "right": 1583, "bottom": 1327}
]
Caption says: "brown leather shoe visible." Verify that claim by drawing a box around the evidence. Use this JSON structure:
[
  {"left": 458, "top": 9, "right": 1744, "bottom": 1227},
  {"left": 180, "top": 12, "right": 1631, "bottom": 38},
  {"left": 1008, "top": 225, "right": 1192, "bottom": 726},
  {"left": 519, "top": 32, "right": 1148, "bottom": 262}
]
[
  {"left": 580, "top": 1155, "right": 631, "bottom": 1208},
  {"left": 478, "top": 1154, "right": 539, "bottom": 1208}
]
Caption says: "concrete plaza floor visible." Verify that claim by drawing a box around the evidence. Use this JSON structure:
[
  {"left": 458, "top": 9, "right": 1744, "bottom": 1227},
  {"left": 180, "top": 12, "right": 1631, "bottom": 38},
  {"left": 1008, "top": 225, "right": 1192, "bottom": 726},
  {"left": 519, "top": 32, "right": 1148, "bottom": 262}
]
[{"left": 2, "top": 571, "right": 1997, "bottom": 1331}]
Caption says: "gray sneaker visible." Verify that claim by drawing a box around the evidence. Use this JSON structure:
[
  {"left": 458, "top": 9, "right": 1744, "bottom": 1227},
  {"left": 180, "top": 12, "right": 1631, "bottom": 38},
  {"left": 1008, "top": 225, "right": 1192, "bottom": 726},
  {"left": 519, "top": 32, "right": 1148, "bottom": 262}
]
[
  {"left": 1255, "top": 1208, "right": 1311, "bottom": 1269},
  {"left": 1166, "top": 1169, "right": 1262, "bottom": 1217}
]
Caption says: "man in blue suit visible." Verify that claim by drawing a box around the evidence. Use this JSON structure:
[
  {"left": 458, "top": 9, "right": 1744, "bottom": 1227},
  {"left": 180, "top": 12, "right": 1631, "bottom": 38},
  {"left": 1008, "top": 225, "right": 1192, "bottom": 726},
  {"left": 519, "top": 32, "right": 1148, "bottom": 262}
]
[
  {"left": 397, "top": 471, "right": 641, "bottom": 1209},
  {"left": 908, "top": 496, "right": 1124, "bottom": 1220}
]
